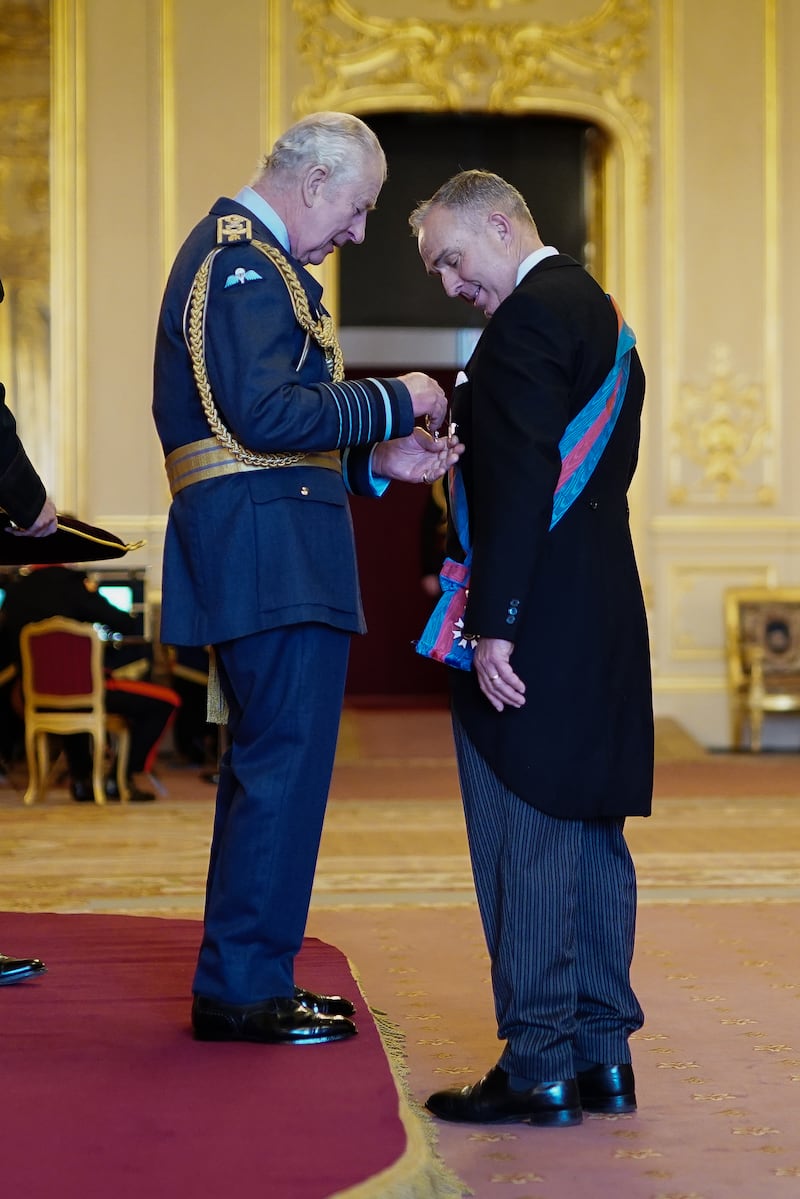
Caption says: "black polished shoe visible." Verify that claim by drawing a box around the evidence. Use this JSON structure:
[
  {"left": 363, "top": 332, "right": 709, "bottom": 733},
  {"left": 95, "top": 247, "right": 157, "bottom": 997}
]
[
  {"left": 191, "top": 994, "right": 358, "bottom": 1044},
  {"left": 71, "top": 778, "right": 95, "bottom": 803},
  {"left": 426, "top": 1065, "right": 582, "bottom": 1127},
  {"left": 105, "top": 777, "right": 156, "bottom": 803},
  {"left": 0, "top": 952, "right": 47, "bottom": 986},
  {"left": 294, "top": 985, "right": 356, "bottom": 1017},
  {"left": 577, "top": 1063, "right": 637, "bottom": 1114}
]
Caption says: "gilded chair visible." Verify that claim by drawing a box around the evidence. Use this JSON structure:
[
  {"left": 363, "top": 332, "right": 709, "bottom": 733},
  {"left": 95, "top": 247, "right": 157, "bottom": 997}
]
[
  {"left": 19, "top": 616, "right": 131, "bottom": 805},
  {"left": 724, "top": 587, "right": 800, "bottom": 751}
]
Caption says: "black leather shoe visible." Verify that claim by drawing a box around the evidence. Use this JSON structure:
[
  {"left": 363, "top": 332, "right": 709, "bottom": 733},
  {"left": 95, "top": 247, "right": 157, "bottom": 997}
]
[
  {"left": 71, "top": 778, "right": 95, "bottom": 802},
  {"left": 0, "top": 952, "right": 47, "bottom": 986},
  {"left": 294, "top": 985, "right": 356, "bottom": 1017},
  {"left": 426, "top": 1065, "right": 582, "bottom": 1127},
  {"left": 191, "top": 994, "right": 358, "bottom": 1044},
  {"left": 577, "top": 1063, "right": 637, "bottom": 1114},
  {"left": 105, "top": 777, "right": 156, "bottom": 802}
]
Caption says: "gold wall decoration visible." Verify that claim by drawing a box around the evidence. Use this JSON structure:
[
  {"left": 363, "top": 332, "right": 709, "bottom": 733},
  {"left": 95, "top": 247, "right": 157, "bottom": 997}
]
[
  {"left": 293, "top": 0, "right": 650, "bottom": 155},
  {"left": 670, "top": 344, "right": 774, "bottom": 506},
  {"left": 0, "top": 0, "right": 52, "bottom": 486},
  {"left": 0, "top": 1, "right": 49, "bottom": 59},
  {"left": 0, "top": 1, "right": 50, "bottom": 281}
]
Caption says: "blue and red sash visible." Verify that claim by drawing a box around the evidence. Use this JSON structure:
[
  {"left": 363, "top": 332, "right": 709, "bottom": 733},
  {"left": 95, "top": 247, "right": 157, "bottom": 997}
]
[{"left": 416, "top": 298, "right": 636, "bottom": 671}]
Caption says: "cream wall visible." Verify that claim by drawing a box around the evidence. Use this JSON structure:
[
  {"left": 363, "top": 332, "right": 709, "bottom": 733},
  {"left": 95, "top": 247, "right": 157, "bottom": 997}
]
[{"left": 43, "top": 0, "right": 800, "bottom": 747}]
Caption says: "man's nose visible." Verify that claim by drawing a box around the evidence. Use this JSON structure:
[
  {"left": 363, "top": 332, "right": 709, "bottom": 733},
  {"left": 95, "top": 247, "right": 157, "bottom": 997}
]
[
  {"left": 441, "top": 269, "right": 460, "bottom": 299},
  {"left": 348, "top": 213, "right": 368, "bottom": 244}
]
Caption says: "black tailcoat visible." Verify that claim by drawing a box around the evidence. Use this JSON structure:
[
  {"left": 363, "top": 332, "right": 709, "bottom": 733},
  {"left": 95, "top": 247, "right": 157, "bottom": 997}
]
[{"left": 450, "top": 255, "right": 653, "bottom": 819}]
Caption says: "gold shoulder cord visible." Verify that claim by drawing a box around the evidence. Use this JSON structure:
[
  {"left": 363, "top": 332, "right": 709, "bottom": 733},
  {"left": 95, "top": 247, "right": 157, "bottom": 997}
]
[{"left": 186, "top": 230, "right": 345, "bottom": 470}]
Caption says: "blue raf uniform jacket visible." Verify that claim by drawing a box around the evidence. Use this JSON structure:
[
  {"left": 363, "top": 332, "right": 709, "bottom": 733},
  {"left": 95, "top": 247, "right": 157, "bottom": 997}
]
[{"left": 152, "top": 198, "right": 414, "bottom": 647}]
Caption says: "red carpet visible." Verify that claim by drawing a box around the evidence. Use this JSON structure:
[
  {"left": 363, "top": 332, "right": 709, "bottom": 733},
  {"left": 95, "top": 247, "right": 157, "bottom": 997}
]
[{"left": 0, "top": 912, "right": 457, "bottom": 1199}]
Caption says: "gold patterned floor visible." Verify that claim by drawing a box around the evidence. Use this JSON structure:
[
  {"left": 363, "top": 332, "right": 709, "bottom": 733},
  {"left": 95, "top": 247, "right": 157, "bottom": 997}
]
[
  {"left": 2, "top": 711, "right": 799, "bottom": 915},
  {"left": 2, "top": 710, "right": 800, "bottom": 1199}
]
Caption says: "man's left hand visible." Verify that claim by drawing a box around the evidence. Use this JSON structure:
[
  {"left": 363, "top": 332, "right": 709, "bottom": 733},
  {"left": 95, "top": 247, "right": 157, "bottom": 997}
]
[
  {"left": 474, "top": 638, "right": 526, "bottom": 712},
  {"left": 372, "top": 427, "right": 464, "bottom": 485}
]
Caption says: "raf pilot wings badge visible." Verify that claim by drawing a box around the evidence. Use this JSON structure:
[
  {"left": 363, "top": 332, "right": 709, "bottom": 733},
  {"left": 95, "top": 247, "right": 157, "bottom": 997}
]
[{"left": 224, "top": 266, "right": 263, "bottom": 288}]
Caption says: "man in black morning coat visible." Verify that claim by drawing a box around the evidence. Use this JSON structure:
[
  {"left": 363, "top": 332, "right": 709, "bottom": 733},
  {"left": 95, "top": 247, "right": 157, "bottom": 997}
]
[
  {"left": 153, "top": 112, "right": 461, "bottom": 1045},
  {"left": 411, "top": 171, "right": 653, "bottom": 1125},
  {"left": 0, "top": 274, "right": 55, "bottom": 986}
]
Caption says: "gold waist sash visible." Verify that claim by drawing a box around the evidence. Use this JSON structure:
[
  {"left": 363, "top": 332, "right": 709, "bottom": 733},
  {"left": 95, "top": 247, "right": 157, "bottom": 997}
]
[{"left": 165, "top": 436, "right": 341, "bottom": 497}]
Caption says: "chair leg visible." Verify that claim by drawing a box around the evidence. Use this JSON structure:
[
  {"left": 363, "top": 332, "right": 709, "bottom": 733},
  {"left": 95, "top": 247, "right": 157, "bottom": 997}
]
[
  {"left": 91, "top": 732, "right": 106, "bottom": 805},
  {"left": 749, "top": 706, "right": 764, "bottom": 753},
  {"left": 23, "top": 727, "right": 42, "bottom": 805},
  {"left": 114, "top": 728, "right": 131, "bottom": 803}
]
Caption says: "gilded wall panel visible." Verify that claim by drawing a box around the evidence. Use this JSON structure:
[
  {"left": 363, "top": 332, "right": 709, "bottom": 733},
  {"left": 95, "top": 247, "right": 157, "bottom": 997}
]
[
  {"left": 0, "top": 0, "right": 51, "bottom": 486},
  {"left": 664, "top": 0, "right": 779, "bottom": 514}
]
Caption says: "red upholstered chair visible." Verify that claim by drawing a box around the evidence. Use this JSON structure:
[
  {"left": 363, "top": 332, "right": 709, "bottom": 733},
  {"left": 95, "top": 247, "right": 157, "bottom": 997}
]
[{"left": 19, "top": 617, "right": 131, "bottom": 805}]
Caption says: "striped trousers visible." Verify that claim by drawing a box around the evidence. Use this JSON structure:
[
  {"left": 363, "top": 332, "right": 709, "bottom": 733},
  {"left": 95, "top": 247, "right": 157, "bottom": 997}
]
[{"left": 453, "top": 716, "right": 644, "bottom": 1081}]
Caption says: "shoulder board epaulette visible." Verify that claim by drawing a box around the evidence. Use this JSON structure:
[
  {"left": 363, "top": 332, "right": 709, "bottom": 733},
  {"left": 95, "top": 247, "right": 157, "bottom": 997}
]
[{"left": 216, "top": 215, "right": 252, "bottom": 245}]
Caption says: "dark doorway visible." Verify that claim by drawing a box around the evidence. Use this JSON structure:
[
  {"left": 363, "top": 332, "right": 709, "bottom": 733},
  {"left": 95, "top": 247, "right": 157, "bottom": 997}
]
[{"left": 339, "top": 111, "right": 605, "bottom": 330}]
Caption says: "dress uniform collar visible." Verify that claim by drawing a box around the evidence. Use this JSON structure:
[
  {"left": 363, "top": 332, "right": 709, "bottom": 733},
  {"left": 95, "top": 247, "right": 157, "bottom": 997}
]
[{"left": 234, "top": 186, "right": 290, "bottom": 253}]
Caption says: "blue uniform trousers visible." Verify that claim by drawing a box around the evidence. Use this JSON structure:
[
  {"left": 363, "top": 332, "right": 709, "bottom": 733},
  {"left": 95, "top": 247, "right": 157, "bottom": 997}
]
[
  {"left": 453, "top": 715, "right": 644, "bottom": 1081},
  {"left": 193, "top": 623, "right": 350, "bottom": 1004}
]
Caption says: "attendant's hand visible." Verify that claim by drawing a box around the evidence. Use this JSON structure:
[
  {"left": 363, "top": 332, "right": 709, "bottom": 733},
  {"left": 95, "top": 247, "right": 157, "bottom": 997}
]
[
  {"left": 372, "top": 427, "right": 463, "bottom": 485},
  {"left": 474, "top": 637, "right": 526, "bottom": 712},
  {"left": 397, "top": 371, "right": 447, "bottom": 431},
  {"left": 9, "top": 496, "right": 58, "bottom": 538}
]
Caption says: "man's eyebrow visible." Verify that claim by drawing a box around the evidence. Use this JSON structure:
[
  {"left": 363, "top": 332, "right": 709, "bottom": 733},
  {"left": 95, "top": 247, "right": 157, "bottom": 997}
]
[{"left": 428, "top": 246, "right": 455, "bottom": 274}]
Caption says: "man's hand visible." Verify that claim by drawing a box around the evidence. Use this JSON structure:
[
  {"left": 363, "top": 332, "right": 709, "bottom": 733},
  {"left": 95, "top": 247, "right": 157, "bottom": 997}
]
[
  {"left": 372, "top": 427, "right": 463, "bottom": 485},
  {"left": 474, "top": 637, "right": 526, "bottom": 712},
  {"left": 397, "top": 371, "right": 447, "bottom": 430},
  {"left": 9, "top": 496, "right": 58, "bottom": 538}
]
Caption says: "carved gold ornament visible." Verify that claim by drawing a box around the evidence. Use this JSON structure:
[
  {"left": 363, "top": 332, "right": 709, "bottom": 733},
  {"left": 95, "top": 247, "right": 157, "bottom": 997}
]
[
  {"left": 670, "top": 345, "right": 774, "bottom": 506},
  {"left": 293, "top": 0, "right": 650, "bottom": 138}
]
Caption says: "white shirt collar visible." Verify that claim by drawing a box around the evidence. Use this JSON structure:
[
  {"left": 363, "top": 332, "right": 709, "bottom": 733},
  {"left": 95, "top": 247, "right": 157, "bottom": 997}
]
[
  {"left": 234, "top": 186, "right": 290, "bottom": 254},
  {"left": 516, "top": 245, "right": 559, "bottom": 286}
]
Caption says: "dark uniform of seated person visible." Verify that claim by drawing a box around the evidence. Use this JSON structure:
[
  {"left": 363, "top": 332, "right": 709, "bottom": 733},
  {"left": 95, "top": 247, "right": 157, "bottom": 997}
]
[
  {"left": 2, "top": 565, "right": 179, "bottom": 801},
  {"left": 0, "top": 271, "right": 55, "bottom": 980}
]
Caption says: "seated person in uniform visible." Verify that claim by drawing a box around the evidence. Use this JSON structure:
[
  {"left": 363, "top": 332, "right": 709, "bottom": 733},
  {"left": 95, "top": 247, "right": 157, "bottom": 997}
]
[{"left": 1, "top": 564, "right": 179, "bottom": 801}]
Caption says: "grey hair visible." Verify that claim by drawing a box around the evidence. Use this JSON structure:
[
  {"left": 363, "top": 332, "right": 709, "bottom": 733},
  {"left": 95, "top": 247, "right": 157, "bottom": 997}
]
[
  {"left": 409, "top": 169, "right": 534, "bottom": 234},
  {"left": 259, "top": 111, "right": 386, "bottom": 186}
]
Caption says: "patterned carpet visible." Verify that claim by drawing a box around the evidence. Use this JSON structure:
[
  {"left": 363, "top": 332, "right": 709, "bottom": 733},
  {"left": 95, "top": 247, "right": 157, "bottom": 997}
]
[{"left": 2, "top": 710, "right": 800, "bottom": 1197}]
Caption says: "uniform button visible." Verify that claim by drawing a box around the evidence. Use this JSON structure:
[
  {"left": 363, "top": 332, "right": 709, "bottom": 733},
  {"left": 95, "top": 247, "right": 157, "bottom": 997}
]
[
  {"left": 300, "top": 486, "right": 310, "bottom": 496},
  {"left": 509, "top": 606, "right": 518, "bottom": 615},
  {"left": 506, "top": 616, "right": 515, "bottom": 625},
  {"left": 588, "top": 498, "right": 599, "bottom": 510}
]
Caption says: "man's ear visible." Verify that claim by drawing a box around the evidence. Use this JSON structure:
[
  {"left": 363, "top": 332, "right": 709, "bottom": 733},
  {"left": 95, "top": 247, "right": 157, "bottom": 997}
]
[
  {"left": 301, "top": 165, "right": 329, "bottom": 208},
  {"left": 488, "top": 211, "right": 512, "bottom": 244}
]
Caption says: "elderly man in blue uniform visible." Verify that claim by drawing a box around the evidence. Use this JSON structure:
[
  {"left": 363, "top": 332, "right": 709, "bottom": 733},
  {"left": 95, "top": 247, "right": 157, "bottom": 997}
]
[
  {"left": 0, "top": 274, "right": 55, "bottom": 986},
  {"left": 410, "top": 172, "right": 653, "bottom": 1124},
  {"left": 153, "top": 112, "right": 460, "bottom": 1045}
]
